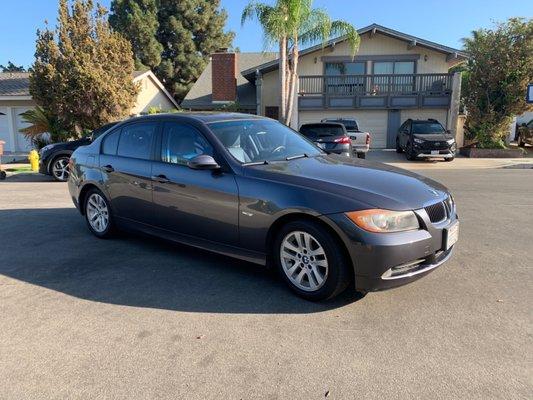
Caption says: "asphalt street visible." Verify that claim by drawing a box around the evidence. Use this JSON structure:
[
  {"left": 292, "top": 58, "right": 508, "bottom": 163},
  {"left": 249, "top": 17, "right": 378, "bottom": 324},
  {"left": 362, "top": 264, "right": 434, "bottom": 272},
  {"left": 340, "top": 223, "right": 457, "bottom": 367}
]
[{"left": 0, "top": 164, "right": 531, "bottom": 399}]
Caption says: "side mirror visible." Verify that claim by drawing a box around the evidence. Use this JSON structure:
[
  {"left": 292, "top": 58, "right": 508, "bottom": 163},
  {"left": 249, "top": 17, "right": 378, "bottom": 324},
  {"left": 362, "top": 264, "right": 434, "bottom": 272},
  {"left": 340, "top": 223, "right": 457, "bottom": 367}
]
[
  {"left": 187, "top": 154, "right": 220, "bottom": 170},
  {"left": 446, "top": 129, "right": 451, "bottom": 134}
]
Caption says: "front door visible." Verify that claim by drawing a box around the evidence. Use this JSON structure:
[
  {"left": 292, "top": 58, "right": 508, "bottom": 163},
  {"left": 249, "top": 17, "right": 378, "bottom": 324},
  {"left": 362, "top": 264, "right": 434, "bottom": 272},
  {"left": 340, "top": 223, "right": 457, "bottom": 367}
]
[
  {"left": 387, "top": 110, "right": 401, "bottom": 148},
  {"left": 151, "top": 121, "right": 239, "bottom": 245},
  {"left": 99, "top": 122, "right": 157, "bottom": 225}
]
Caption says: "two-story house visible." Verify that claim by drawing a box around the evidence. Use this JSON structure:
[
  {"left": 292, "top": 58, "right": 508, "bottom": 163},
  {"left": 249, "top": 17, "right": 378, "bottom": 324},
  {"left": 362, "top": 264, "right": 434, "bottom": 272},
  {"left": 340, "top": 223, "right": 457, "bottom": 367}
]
[{"left": 182, "top": 23, "right": 467, "bottom": 148}]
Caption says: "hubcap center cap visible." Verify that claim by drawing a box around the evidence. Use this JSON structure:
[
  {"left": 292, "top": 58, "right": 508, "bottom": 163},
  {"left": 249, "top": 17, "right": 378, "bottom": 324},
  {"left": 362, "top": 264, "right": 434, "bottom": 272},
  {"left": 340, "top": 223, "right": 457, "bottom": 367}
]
[{"left": 302, "top": 255, "right": 310, "bottom": 264}]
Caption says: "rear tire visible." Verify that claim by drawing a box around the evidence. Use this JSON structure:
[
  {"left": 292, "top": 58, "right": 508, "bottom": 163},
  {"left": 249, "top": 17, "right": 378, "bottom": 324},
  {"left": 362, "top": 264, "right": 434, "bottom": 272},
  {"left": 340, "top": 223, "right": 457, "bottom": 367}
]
[
  {"left": 357, "top": 152, "right": 366, "bottom": 159},
  {"left": 518, "top": 136, "right": 525, "bottom": 147},
  {"left": 273, "top": 220, "right": 352, "bottom": 301},
  {"left": 84, "top": 188, "right": 115, "bottom": 239}
]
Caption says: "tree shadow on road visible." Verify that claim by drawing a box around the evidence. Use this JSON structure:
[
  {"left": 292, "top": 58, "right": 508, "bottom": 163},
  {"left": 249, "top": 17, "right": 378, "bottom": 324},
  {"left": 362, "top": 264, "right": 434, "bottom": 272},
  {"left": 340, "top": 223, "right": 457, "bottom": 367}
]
[{"left": 0, "top": 208, "right": 364, "bottom": 314}]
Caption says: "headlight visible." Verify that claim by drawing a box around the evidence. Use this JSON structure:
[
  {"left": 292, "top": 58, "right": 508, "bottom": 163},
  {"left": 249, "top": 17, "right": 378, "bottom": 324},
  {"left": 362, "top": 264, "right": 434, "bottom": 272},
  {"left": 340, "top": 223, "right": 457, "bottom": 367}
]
[
  {"left": 413, "top": 138, "right": 424, "bottom": 144},
  {"left": 345, "top": 209, "right": 419, "bottom": 233},
  {"left": 446, "top": 139, "right": 455, "bottom": 145}
]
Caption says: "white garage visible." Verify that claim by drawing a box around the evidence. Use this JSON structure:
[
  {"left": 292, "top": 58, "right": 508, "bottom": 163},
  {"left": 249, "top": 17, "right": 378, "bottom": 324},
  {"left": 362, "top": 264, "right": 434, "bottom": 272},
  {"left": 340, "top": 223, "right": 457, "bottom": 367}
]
[{"left": 299, "top": 110, "right": 389, "bottom": 148}]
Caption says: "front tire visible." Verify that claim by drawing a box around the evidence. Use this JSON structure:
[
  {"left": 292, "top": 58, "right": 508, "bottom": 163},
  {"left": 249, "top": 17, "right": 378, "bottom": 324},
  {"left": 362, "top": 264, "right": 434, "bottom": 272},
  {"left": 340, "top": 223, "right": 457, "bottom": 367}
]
[
  {"left": 50, "top": 155, "right": 71, "bottom": 182},
  {"left": 273, "top": 220, "right": 351, "bottom": 301},
  {"left": 518, "top": 136, "right": 525, "bottom": 147},
  {"left": 396, "top": 138, "right": 403, "bottom": 153},
  {"left": 357, "top": 152, "right": 366, "bottom": 159},
  {"left": 84, "top": 188, "right": 115, "bottom": 238},
  {"left": 405, "top": 142, "right": 416, "bottom": 161}
]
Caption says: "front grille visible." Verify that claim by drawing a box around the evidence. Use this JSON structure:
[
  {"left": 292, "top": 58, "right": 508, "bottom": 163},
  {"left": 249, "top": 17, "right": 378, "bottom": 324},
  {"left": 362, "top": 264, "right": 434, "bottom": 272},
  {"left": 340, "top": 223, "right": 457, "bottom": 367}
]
[
  {"left": 425, "top": 201, "right": 446, "bottom": 223},
  {"left": 420, "top": 141, "right": 449, "bottom": 150}
]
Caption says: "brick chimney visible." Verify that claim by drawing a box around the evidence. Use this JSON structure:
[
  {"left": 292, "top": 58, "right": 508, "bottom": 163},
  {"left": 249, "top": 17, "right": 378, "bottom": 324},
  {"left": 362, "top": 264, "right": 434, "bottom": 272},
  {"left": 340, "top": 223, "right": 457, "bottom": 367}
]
[{"left": 211, "top": 49, "right": 237, "bottom": 102}]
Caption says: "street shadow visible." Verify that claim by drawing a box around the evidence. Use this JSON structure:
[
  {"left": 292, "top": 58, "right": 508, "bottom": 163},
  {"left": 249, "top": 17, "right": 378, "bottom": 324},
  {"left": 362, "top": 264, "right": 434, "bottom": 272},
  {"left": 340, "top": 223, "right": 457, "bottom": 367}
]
[
  {"left": 0, "top": 173, "right": 56, "bottom": 183},
  {"left": 0, "top": 208, "right": 363, "bottom": 314}
]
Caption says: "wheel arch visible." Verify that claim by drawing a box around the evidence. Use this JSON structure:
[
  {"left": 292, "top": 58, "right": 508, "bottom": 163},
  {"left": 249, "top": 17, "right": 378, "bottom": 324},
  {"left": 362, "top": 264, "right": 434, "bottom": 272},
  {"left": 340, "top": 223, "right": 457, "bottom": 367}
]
[
  {"left": 78, "top": 182, "right": 108, "bottom": 215},
  {"left": 265, "top": 212, "right": 354, "bottom": 280},
  {"left": 46, "top": 151, "right": 73, "bottom": 174}
]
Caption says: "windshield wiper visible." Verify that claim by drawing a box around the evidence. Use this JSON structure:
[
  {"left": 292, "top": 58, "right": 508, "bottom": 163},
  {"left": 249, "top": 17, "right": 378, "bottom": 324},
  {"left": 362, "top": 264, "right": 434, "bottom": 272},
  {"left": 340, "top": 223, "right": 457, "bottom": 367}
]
[
  {"left": 286, "top": 153, "right": 308, "bottom": 161},
  {"left": 243, "top": 160, "right": 269, "bottom": 166}
]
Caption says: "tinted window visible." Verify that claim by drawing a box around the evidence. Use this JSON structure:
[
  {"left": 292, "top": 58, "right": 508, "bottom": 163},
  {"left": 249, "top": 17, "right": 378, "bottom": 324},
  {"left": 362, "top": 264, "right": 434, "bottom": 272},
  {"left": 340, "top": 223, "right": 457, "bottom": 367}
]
[
  {"left": 412, "top": 122, "right": 445, "bottom": 135},
  {"left": 117, "top": 123, "right": 157, "bottom": 159},
  {"left": 102, "top": 129, "right": 121, "bottom": 155},
  {"left": 161, "top": 123, "right": 213, "bottom": 166},
  {"left": 208, "top": 119, "right": 321, "bottom": 164},
  {"left": 300, "top": 124, "right": 345, "bottom": 138}
]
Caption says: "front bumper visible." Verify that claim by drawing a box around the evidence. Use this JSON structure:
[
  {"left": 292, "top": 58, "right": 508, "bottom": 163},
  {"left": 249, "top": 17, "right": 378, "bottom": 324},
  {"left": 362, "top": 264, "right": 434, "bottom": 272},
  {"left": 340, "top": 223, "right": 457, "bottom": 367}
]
[
  {"left": 416, "top": 151, "right": 454, "bottom": 159},
  {"left": 323, "top": 206, "right": 458, "bottom": 292}
]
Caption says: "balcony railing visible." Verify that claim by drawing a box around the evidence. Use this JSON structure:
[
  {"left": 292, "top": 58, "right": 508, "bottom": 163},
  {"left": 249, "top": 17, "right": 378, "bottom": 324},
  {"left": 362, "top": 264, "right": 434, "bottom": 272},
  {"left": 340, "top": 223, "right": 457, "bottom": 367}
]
[{"left": 298, "top": 73, "right": 453, "bottom": 109}]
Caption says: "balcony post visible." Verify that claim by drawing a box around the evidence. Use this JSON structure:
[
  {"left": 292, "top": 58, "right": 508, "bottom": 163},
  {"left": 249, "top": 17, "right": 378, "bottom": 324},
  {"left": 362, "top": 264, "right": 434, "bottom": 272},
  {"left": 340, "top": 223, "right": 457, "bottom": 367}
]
[{"left": 447, "top": 72, "right": 462, "bottom": 138}]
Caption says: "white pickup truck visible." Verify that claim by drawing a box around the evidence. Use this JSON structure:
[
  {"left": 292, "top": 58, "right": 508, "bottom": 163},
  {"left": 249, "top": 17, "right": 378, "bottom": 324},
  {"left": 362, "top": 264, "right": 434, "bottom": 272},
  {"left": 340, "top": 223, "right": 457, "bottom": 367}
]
[{"left": 321, "top": 118, "right": 371, "bottom": 159}]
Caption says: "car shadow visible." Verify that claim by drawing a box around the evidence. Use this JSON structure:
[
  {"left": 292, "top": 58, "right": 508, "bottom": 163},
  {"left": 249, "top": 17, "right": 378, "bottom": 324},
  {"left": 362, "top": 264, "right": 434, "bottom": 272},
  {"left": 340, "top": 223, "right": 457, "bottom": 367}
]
[
  {"left": 0, "top": 208, "right": 363, "bottom": 314},
  {"left": 0, "top": 173, "right": 56, "bottom": 183}
]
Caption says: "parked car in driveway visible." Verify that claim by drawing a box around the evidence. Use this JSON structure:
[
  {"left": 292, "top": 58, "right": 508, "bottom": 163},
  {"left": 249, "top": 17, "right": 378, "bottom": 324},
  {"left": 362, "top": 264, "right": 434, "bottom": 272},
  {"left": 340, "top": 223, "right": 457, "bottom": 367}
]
[
  {"left": 39, "top": 122, "right": 117, "bottom": 181},
  {"left": 396, "top": 119, "right": 456, "bottom": 161},
  {"left": 517, "top": 119, "right": 532, "bottom": 147},
  {"left": 299, "top": 122, "right": 351, "bottom": 157},
  {"left": 68, "top": 113, "right": 459, "bottom": 301},
  {"left": 321, "top": 118, "right": 370, "bottom": 158}
]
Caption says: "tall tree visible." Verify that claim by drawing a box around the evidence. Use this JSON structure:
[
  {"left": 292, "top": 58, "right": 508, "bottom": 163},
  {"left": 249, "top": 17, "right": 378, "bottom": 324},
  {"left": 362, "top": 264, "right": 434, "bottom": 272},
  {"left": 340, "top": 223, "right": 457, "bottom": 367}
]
[
  {"left": 0, "top": 61, "right": 26, "bottom": 72},
  {"left": 242, "top": 0, "right": 359, "bottom": 125},
  {"left": 109, "top": 0, "right": 162, "bottom": 70},
  {"left": 30, "top": 0, "right": 138, "bottom": 133},
  {"left": 462, "top": 18, "right": 533, "bottom": 148},
  {"left": 110, "top": 0, "right": 234, "bottom": 102}
]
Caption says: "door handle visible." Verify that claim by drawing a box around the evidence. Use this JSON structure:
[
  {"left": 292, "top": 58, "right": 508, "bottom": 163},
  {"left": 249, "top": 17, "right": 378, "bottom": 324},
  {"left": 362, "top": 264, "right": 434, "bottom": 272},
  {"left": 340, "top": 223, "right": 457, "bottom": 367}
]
[
  {"left": 102, "top": 164, "right": 114, "bottom": 173},
  {"left": 152, "top": 174, "right": 170, "bottom": 184}
]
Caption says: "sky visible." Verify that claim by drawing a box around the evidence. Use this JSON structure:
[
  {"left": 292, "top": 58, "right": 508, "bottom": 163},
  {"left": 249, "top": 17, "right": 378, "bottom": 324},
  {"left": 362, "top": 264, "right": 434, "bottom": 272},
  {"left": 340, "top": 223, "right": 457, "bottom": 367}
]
[{"left": 0, "top": 0, "right": 531, "bottom": 69}]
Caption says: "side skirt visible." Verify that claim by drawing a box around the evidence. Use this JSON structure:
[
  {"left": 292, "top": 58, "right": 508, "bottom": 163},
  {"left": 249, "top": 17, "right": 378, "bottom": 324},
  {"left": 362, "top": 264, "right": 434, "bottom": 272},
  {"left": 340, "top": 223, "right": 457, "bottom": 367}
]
[{"left": 115, "top": 216, "right": 267, "bottom": 266}]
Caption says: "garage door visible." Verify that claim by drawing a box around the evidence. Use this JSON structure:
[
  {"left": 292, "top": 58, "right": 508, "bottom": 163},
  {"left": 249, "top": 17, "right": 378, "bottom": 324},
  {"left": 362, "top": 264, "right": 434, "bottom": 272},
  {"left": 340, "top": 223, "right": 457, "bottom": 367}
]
[
  {"left": 400, "top": 109, "right": 449, "bottom": 128},
  {"left": 14, "top": 107, "right": 34, "bottom": 152},
  {"left": 299, "top": 110, "right": 388, "bottom": 148},
  {"left": 0, "top": 107, "right": 12, "bottom": 152}
]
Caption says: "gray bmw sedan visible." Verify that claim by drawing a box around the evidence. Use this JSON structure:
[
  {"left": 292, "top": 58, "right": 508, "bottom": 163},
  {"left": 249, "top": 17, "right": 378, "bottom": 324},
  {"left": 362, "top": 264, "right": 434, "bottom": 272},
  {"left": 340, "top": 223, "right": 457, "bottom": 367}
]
[{"left": 68, "top": 113, "right": 459, "bottom": 301}]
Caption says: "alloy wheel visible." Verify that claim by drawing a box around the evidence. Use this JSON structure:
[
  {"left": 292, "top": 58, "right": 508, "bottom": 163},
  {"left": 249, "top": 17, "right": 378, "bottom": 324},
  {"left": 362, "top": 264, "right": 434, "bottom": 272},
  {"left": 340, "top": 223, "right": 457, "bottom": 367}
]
[
  {"left": 52, "top": 157, "right": 70, "bottom": 181},
  {"left": 280, "top": 231, "right": 329, "bottom": 292},
  {"left": 86, "top": 193, "right": 110, "bottom": 233}
]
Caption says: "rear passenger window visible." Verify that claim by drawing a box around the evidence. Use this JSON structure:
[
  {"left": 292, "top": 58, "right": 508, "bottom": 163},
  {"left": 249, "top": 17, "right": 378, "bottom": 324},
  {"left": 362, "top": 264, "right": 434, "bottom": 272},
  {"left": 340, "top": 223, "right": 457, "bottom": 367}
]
[
  {"left": 102, "top": 129, "right": 121, "bottom": 155},
  {"left": 117, "top": 123, "right": 157, "bottom": 160}
]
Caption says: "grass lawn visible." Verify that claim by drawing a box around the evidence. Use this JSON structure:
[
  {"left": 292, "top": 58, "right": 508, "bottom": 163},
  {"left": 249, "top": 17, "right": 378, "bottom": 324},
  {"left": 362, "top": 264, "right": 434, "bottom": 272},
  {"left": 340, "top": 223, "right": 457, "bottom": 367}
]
[{"left": 3, "top": 166, "right": 34, "bottom": 173}]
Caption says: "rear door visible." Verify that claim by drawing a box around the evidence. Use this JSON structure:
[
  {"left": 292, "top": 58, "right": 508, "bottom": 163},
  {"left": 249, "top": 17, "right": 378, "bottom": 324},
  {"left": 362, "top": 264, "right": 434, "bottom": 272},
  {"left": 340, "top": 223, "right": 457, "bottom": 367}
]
[
  {"left": 99, "top": 122, "right": 158, "bottom": 225},
  {"left": 151, "top": 121, "right": 239, "bottom": 245}
]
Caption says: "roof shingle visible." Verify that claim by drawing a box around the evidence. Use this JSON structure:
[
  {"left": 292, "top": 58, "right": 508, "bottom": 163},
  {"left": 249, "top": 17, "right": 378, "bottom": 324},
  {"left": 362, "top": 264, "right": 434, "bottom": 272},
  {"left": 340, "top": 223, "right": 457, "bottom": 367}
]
[{"left": 0, "top": 72, "right": 31, "bottom": 97}]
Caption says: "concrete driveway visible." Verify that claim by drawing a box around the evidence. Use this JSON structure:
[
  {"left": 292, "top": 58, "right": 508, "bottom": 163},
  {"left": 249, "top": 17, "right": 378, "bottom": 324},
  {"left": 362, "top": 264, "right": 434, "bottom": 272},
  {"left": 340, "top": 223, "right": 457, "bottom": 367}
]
[{"left": 0, "top": 164, "right": 531, "bottom": 399}]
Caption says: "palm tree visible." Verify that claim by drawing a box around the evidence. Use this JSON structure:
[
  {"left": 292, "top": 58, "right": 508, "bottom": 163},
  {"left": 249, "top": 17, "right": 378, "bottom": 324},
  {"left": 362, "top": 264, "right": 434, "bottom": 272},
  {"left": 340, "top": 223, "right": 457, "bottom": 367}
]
[
  {"left": 242, "top": 0, "right": 360, "bottom": 125},
  {"left": 19, "top": 106, "right": 68, "bottom": 145}
]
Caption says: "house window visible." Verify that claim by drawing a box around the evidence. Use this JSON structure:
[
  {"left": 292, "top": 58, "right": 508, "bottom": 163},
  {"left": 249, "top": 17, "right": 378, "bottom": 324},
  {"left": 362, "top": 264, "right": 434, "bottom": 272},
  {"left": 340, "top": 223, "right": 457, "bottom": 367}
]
[
  {"left": 373, "top": 61, "right": 415, "bottom": 93},
  {"left": 325, "top": 62, "right": 366, "bottom": 95}
]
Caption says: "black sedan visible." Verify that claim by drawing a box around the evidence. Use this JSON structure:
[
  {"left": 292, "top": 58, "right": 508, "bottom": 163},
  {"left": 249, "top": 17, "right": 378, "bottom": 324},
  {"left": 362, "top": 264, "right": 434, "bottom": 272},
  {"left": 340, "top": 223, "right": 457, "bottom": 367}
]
[
  {"left": 39, "top": 122, "right": 117, "bottom": 181},
  {"left": 68, "top": 113, "right": 459, "bottom": 300}
]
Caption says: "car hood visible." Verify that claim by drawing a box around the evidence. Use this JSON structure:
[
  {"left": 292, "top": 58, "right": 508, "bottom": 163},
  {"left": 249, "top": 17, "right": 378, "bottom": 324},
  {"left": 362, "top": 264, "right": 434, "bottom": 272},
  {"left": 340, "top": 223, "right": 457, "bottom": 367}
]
[
  {"left": 244, "top": 154, "right": 450, "bottom": 212},
  {"left": 413, "top": 133, "right": 453, "bottom": 141},
  {"left": 43, "top": 138, "right": 90, "bottom": 151}
]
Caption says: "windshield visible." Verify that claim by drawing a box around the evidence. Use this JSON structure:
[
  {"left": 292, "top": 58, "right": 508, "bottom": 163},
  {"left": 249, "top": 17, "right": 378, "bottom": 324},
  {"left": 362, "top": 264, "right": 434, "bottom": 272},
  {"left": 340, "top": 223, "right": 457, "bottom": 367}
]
[
  {"left": 91, "top": 122, "right": 118, "bottom": 139},
  {"left": 412, "top": 122, "right": 445, "bottom": 135},
  {"left": 324, "top": 119, "right": 359, "bottom": 131},
  {"left": 300, "top": 124, "right": 345, "bottom": 138},
  {"left": 208, "top": 119, "right": 322, "bottom": 164}
]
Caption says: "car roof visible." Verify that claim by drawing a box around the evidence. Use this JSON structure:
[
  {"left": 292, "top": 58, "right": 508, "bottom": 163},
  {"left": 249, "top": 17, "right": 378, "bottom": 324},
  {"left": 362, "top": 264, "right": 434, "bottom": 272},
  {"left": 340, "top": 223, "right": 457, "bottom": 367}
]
[
  {"left": 408, "top": 119, "right": 440, "bottom": 123},
  {"left": 300, "top": 122, "right": 345, "bottom": 127},
  {"left": 119, "top": 112, "right": 267, "bottom": 125}
]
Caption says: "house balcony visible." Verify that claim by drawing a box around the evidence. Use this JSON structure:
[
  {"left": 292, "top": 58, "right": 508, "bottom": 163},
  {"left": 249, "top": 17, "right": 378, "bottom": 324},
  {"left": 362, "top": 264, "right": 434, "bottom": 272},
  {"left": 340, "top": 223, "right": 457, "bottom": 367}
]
[{"left": 298, "top": 73, "right": 453, "bottom": 110}]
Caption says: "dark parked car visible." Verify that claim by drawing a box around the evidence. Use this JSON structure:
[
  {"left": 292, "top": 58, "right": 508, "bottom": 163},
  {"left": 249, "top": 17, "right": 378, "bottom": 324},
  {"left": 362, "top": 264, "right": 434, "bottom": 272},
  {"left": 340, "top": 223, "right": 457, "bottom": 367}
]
[
  {"left": 299, "top": 122, "right": 352, "bottom": 157},
  {"left": 517, "top": 119, "right": 532, "bottom": 147},
  {"left": 39, "top": 122, "right": 118, "bottom": 181},
  {"left": 396, "top": 119, "right": 456, "bottom": 161},
  {"left": 321, "top": 118, "right": 371, "bottom": 158},
  {"left": 68, "top": 113, "right": 459, "bottom": 301}
]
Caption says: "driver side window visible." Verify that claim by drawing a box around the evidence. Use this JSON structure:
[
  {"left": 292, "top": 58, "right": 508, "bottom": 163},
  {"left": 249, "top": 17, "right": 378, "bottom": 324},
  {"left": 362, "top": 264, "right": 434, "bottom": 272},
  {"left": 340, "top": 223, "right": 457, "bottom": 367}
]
[{"left": 161, "top": 122, "right": 213, "bottom": 166}]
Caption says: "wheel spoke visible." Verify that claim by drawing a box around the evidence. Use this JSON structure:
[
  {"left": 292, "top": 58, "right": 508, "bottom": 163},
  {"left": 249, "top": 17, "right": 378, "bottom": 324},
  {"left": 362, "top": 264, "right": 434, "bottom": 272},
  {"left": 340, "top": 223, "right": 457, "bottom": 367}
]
[{"left": 295, "top": 268, "right": 307, "bottom": 285}]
